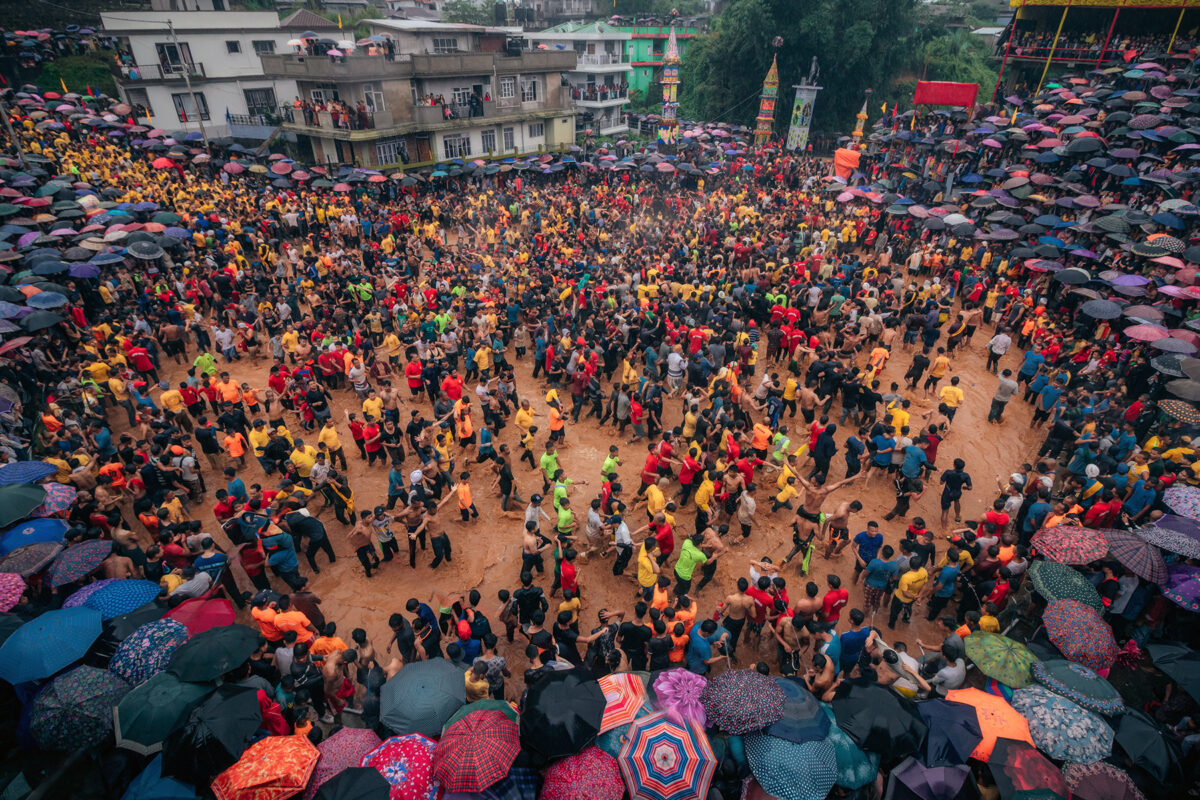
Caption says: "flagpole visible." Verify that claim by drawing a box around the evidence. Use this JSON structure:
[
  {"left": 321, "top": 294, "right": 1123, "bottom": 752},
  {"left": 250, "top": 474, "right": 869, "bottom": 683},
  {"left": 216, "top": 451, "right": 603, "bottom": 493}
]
[{"left": 169, "top": 18, "right": 211, "bottom": 154}]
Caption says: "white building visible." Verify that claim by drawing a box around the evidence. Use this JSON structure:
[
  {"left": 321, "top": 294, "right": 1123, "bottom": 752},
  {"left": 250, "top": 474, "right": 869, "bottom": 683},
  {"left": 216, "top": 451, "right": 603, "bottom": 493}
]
[
  {"left": 528, "top": 21, "right": 630, "bottom": 135},
  {"left": 100, "top": 6, "right": 340, "bottom": 140}
]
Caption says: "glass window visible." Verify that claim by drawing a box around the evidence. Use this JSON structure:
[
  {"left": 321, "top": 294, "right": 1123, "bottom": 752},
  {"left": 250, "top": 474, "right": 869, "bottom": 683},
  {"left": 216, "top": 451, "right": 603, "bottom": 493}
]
[
  {"left": 521, "top": 77, "right": 539, "bottom": 103},
  {"left": 171, "top": 91, "right": 209, "bottom": 122},
  {"left": 451, "top": 87, "right": 473, "bottom": 106},
  {"left": 243, "top": 87, "right": 276, "bottom": 116},
  {"left": 443, "top": 133, "right": 471, "bottom": 158},
  {"left": 376, "top": 137, "right": 409, "bottom": 166},
  {"left": 481, "top": 129, "right": 496, "bottom": 153},
  {"left": 125, "top": 88, "right": 152, "bottom": 116},
  {"left": 502, "top": 126, "right": 514, "bottom": 151},
  {"left": 363, "top": 82, "right": 385, "bottom": 111},
  {"left": 432, "top": 38, "right": 459, "bottom": 54},
  {"left": 528, "top": 121, "right": 544, "bottom": 138},
  {"left": 226, "top": 40, "right": 241, "bottom": 54},
  {"left": 252, "top": 40, "right": 276, "bottom": 55},
  {"left": 498, "top": 76, "right": 516, "bottom": 99}
]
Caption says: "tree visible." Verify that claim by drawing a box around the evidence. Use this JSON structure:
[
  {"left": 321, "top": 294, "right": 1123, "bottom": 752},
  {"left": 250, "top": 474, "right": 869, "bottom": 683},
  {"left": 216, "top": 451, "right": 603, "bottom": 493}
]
[
  {"left": 36, "top": 51, "right": 118, "bottom": 98},
  {"left": 443, "top": 0, "right": 492, "bottom": 26}
]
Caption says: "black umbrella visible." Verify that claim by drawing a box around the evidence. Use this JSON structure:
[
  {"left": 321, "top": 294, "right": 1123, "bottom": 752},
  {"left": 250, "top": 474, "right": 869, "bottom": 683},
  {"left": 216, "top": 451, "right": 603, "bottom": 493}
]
[
  {"left": 379, "top": 657, "right": 465, "bottom": 737},
  {"left": 85, "top": 601, "right": 165, "bottom": 667},
  {"left": 126, "top": 240, "right": 164, "bottom": 260},
  {"left": 315, "top": 767, "right": 390, "bottom": 800},
  {"left": 1114, "top": 709, "right": 1183, "bottom": 786},
  {"left": 1147, "top": 642, "right": 1200, "bottom": 703},
  {"left": 832, "top": 681, "right": 928, "bottom": 759},
  {"left": 161, "top": 684, "right": 260, "bottom": 785},
  {"left": 916, "top": 699, "right": 982, "bottom": 766},
  {"left": 19, "top": 311, "right": 64, "bottom": 332},
  {"left": 519, "top": 667, "right": 606, "bottom": 765},
  {"left": 1080, "top": 300, "right": 1123, "bottom": 319},
  {"left": 166, "top": 624, "right": 260, "bottom": 682},
  {"left": 884, "top": 756, "right": 980, "bottom": 800}
]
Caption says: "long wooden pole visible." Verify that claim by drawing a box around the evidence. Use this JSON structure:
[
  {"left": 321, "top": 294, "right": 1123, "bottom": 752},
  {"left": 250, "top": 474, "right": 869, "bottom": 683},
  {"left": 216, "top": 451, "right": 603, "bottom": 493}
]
[{"left": 1035, "top": 2, "right": 1071, "bottom": 96}]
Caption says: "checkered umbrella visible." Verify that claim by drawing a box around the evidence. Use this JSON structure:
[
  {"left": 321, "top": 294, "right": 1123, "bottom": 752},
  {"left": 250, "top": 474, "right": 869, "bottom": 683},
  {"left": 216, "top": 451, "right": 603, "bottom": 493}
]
[
  {"left": 432, "top": 709, "right": 520, "bottom": 793},
  {"left": 618, "top": 712, "right": 716, "bottom": 800},
  {"left": 1103, "top": 529, "right": 1169, "bottom": 584},
  {"left": 1030, "top": 526, "right": 1109, "bottom": 565},
  {"left": 1028, "top": 561, "right": 1104, "bottom": 613},
  {"left": 598, "top": 672, "right": 648, "bottom": 733},
  {"left": 1043, "top": 599, "right": 1119, "bottom": 672}
]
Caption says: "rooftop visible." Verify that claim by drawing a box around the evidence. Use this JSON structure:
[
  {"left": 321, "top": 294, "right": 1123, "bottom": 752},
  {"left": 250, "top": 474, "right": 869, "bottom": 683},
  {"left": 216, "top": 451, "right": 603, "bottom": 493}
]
[
  {"left": 279, "top": 9, "right": 342, "bottom": 31},
  {"left": 367, "top": 18, "right": 522, "bottom": 36},
  {"left": 533, "top": 21, "right": 631, "bottom": 39}
]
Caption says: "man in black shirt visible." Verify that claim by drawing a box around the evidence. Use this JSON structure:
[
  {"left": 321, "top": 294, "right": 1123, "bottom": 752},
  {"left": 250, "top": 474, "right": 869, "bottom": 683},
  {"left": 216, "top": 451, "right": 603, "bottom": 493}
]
[
  {"left": 217, "top": 403, "right": 249, "bottom": 438},
  {"left": 414, "top": 616, "right": 443, "bottom": 659},
  {"left": 617, "top": 601, "right": 652, "bottom": 671},
  {"left": 388, "top": 612, "right": 416, "bottom": 663},
  {"left": 512, "top": 571, "right": 547, "bottom": 627},
  {"left": 938, "top": 458, "right": 974, "bottom": 527}
]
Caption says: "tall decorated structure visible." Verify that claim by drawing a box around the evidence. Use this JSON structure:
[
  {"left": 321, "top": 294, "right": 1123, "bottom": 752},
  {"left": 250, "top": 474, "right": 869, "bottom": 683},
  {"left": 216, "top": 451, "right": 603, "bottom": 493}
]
[
  {"left": 753, "top": 39, "right": 783, "bottom": 146},
  {"left": 785, "top": 56, "right": 822, "bottom": 153},
  {"left": 657, "top": 27, "right": 680, "bottom": 148}
]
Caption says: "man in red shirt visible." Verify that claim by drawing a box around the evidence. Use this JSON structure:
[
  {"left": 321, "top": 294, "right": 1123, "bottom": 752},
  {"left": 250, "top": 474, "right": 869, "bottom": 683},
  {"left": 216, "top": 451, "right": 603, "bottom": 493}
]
[
  {"left": 820, "top": 574, "right": 849, "bottom": 623},
  {"left": 440, "top": 372, "right": 464, "bottom": 401},
  {"left": 405, "top": 357, "right": 424, "bottom": 397},
  {"left": 637, "top": 445, "right": 660, "bottom": 497}
]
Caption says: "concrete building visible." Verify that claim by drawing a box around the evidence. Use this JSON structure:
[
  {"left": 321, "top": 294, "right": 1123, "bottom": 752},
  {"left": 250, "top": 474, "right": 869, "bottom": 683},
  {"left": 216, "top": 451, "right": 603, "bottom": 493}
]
[
  {"left": 619, "top": 24, "right": 697, "bottom": 105},
  {"left": 100, "top": 5, "right": 339, "bottom": 140},
  {"left": 261, "top": 18, "right": 577, "bottom": 167},
  {"left": 528, "top": 21, "right": 631, "bottom": 135}
]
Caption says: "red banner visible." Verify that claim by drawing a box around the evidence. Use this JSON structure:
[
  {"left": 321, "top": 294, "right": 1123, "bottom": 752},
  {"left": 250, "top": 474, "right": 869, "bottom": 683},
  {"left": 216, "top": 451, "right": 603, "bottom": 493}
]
[{"left": 913, "top": 81, "right": 979, "bottom": 108}]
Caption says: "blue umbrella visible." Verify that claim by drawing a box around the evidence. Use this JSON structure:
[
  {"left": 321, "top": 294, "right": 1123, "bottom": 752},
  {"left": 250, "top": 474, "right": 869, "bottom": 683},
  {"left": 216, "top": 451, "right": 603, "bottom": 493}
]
[
  {"left": 48, "top": 539, "right": 112, "bottom": 587},
  {"left": 111, "top": 619, "right": 190, "bottom": 685},
  {"left": 83, "top": 579, "right": 162, "bottom": 620},
  {"left": 819, "top": 703, "right": 879, "bottom": 790},
  {"left": 0, "top": 606, "right": 102, "bottom": 684},
  {"left": 68, "top": 263, "right": 100, "bottom": 279},
  {"left": 90, "top": 253, "right": 124, "bottom": 266},
  {"left": 122, "top": 755, "right": 196, "bottom": 800},
  {"left": 26, "top": 292, "right": 67, "bottom": 309},
  {"left": 744, "top": 733, "right": 837, "bottom": 800},
  {"left": 1010, "top": 685, "right": 1113, "bottom": 765},
  {"left": 763, "top": 676, "right": 830, "bottom": 744},
  {"left": 916, "top": 699, "right": 983, "bottom": 766},
  {"left": 0, "top": 302, "right": 22, "bottom": 320},
  {"left": 0, "top": 461, "right": 57, "bottom": 486},
  {"left": 0, "top": 517, "right": 67, "bottom": 555}
]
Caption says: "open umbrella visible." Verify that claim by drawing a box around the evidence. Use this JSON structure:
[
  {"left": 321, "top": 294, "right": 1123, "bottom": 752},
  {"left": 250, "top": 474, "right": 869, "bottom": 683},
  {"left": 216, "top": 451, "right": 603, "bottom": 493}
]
[
  {"left": 987, "top": 738, "right": 1067, "bottom": 798},
  {"left": 619, "top": 712, "right": 717, "bottom": 800},
  {"left": 942, "top": 689, "right": 1031, "bottom": 761},
  {"left": 1114, "top": 709, "right": 1183, "bottom": 786},
  {"left": 1043, "top": 599, "right": 1119, "bottom": 671},
  {"left": 1030, "top": 526, "right": 1109, "bottom": 564},
  {"left": 1133, "top": 521, "right": 1200, "bottom": 559},
  {"left": 110, "top": 618, "right": 190, "bottom": 685},
  {"left": 361, "top": 734, "right": 437, "bottom": 800},
  {"left": 0, "top": 460, "right": 56, "bottom": 485},
  {"left": 83, "top": 578, "right": 161, "bottom": 619},
  {"left": 699, "top": 668, "right": 785, "bottom": 735},
  {"left": 817, "top": 702, "right": 879, "bottom": 789},
  {"left": 1161, "top": 564, "right": 1200, "bottom": 612},
  {"left": 542, "top": 745, "right": 623, "bottom": 800},
  {"left": 211, "top": 734, "right": 319, "bottom": 800},
  {"left": 0, "top": 483, "right": 45, "bottom": 526},
  {"left": 1010, "top": 685, "right": 1113, "bottom": 764},
  {"left": 303, "top": 728, "right": 382, "bottom": 800},
  {"left": 444, "top": 698, "right": 518, "bottom": 728},
  {"left": 47, "top": 538, "right": 112, "bottom": 587},
  {"left": 0, "top": 605, "right": 101, "bottom": 684},
  {"left": 916, "top": 698, "right": 983, "bottom": 766},
  {"left": 166, "top": 596, "right": 237, "bottom": 634},
  {"left": 124, "top": 755, "right": 197, "bottom": 800},
  {"left": 379, "top": 658, "right": 465, "bottom": 738},
  {"left": 1028, "top": 561, "right": 1104, "bottom": 612},
  {"left": 314, "top": 768, "right": 389, "bottom": 800},
  {"left": 963, "top": 633, "right": 1038, "bottom": 688},
  {"left": 30, "top": 664, "right": 130, "bottom": 750},
  {"left": 1164, "top": 485, "right": 1200, "bottom": 520},
  {"left": 883, "top": 757, "right": 979, "bottom": 800},
  {"left": 30, "top": 482, "right": 76, "bottom": 516},
  {"left": 0, "top": 540, "right": 62, "bottom": 576},
  {"left": 0, "top": 573, "right": 23, "bottom": 612},
  {"left": 832, "top": 681, "right": 927, "bottom": 758},
  {"left": 1103, "top": 529, "right": 1169, "bottom": 584},
  {"left": 115, "top": 671, "right": 212, "bottom": 755},
  {"left": 520, "top": 667, "right": 606, "bottom": 764},
  {"left": 1146, "top": 642, "right": 1200, "bottom": 703},
  {"left": 763, "top": 676, "right": 830, "bottom": 744},
  {"left": 162, "top": 685, "right": 262, "bottom": 785},
  {"left": 744, "top": 732, "right": 836, "bottom": 800},
  {"left": 0, "top": 517, "right": 66, "bottom": 555},
  {"left": 1062, "top": 762, "right": 1145, "bottom": 800},
  {"left": 1081, "top": 299, "right": 1123, "bottom": 319},
  {"left": 652, "top": 669, "right": 707, "bottom": 727},
  {"left": 1030, "top": 660, "right": 1124, "bottom": 715},
  {"left": 167, "top": 624, "right": 260, "bottom": 682},
  {"left": 433, "top": 708, "right": 519, "bottom": 793},
  {"left": 599, "top": 671, "right": 648, "bottom": 733}
]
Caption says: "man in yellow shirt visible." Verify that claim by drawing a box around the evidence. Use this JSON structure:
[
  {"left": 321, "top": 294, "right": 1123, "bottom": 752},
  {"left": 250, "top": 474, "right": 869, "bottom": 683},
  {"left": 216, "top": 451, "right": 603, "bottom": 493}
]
[
  {"left": 108, "top": 374, "right": 136, "bottom": 426},
  {"left": 289, "top": 440, "right": 318, "bottom": 480},
  {"left": 889, "top": 557, "right": 929, "bottom": 629},
  {"left": 938, "top": 377, "right": 965, "bottom": 423},
  {"left": 157, "top": 381, "right": 187, "bottom": 423},
  {"left": 318, "top": 418, "right": 347, "bottom": 469}
]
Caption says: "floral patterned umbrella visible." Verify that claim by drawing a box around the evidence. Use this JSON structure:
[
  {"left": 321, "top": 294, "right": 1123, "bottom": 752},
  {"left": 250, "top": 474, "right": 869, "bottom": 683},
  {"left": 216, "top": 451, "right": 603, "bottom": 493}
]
[
  {"left": 542, "top": 745, "right": 624, "bottom": 800},
  {"left": 29, "top": 665, "right": 131, "bottom": 750},
  {"left": 1028, "top": 561, "right": 1104, "bottom": 613},
  {"left": 599, "top": 672, "right": 648, "bottom": 733},
  {"left": 1011, "top": 685, "right": 1113, "bottom": 764},
  {"left": 964, "top": 632, "right": 1039, "bottom": 688},
  {"left": 0, "top": 541, "right": 62, "bottom": 576},
  {"left": 63, "top": 577, "right": 119, "bottom": 608},
  {"left": 1030, "top": 526, "right": 1110, "bottom": 564},
  {"left": 1043, "top": 599, "right": 1120, "bottom": 671},
  {"left": 652, "top": 669, "right": 707, "bottom": 728},
  {"left": 0, "top": 572, "right": 24, "bottom": 612},
  {"left": 699, "top": 669, "right": 785, "bottom": 735},
  {"left": 110, "top": 619, "right": 190, "bottom": 685},
  {"left": 361, "top": 734, "right": 438, "bottom": 800},
  {"left": 83, "top": 579, "right": 162, "bottom": 619},
  {"left": 1162, "top": 564, "right": 1200, "bottom": 613},
  {"left": 302, "top": 727, "right": 382, "bottom": 800},
  {"left": 1103, "top": 529, "right": 1169, "bottom": 585},
  {"left": 212, "top": 735, "right": 319, "bottom": 800},
  {"left": 29, "top": 482, "right": 77, "bottom": 517},
  {"left": 1133, "top": 518, "right": 1200, "bottom": 560},
  {"left": 1031, "top": 660, "right": 1124, "bottom": 715},
  {"left": 1063, "top": 762, "right": 1146, "bottom": 800},
  {"left": 1164, "top": 485, "right": 1200, "bottom": 520},
  {"left": 48, "top": 539, "right": 112, "bottom": 587}
]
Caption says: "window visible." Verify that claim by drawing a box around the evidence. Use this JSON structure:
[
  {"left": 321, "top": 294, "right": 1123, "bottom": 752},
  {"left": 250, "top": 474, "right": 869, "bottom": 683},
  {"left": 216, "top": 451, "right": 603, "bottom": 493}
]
[
  {"left": 243, "top": 87, "right": 276, "bottom": 116},
  {"left": 502, "top": 126, "right": 514, "bottom": 151},
  {"left": 498, "top": 76, "right": 516, "bottom": 100},
  {"left": 155, "top": 42, "right": 193, "bottom": 70},
  {"left": 528, "top": 121, "right": 544, "bottom": 138},
  {"left": 451, "top": 86, "right": 473, "bottom": 106},
  {"left": 481, "top": 129, "right": 496, "bottom": 153},
  {"left": 125, "top": 88, "right": 152, "bottom": 116},
  {"left": 171, "top": 91, "right": 210, "bottom": 122},
  {"left": 363, "top": 82, "right": 385, "bottom": 111},
  {"left": 226, "top": 40, "right": 241, "bottom": 54},
  {"left": 252, "top": 40, "right": 276, "bottom": 55},
  {"left": 376, "top": 137, "right": 409, "bottom": 166},
  {"left": 520, "top": 77, "right": 539, "bottom": 103},
  {"left": 443, "top": 133, "right": 471, "bottom": 158},
  {"left": 432, "top": 37, "right": 459, "bottom": 54}
]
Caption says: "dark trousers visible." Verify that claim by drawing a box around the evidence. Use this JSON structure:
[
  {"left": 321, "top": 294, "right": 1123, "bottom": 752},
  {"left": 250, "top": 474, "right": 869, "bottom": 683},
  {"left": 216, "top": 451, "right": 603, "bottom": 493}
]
[
  {"left": 379, "top": 538, "right": 400, "bottom": 562},
  {"left": 356, "top": 544, "right": 379, "bottom": 577},
  {"left": 888, "top": 595, "right": 913, "bottom": 628},
  {"left": 988, "top": 399, "right": 1008, "bottom": 423},
  {"left": 986, "top": 349, "right": 1002, "bottom": 373},
  {"left": 926, "top": 594, "right": 952, "bottom": 621},
  {"left": 431, "top": 533, "right": 452, "bottom": 568},
  {"left": 612, "top": 544, "right": 633, "bottom": 575},
  {"left": 408, "top": 531, "right": 427, "bottom": 568},
  {"left": 305, "top": 537, "right": 336, "bottom": 571},
  {"left": 725, "top": 617, "right": 746, "bottom": 655}
]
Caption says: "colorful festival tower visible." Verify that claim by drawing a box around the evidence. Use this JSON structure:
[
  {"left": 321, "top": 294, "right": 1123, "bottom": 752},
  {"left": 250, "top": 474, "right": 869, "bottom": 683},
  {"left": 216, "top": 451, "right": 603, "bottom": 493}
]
[
  {"left": 657, "top": 27, "right": 680, "bottom": 147},
  {"left": 753, "top": 54, "right": 780, "bottom": 146}
]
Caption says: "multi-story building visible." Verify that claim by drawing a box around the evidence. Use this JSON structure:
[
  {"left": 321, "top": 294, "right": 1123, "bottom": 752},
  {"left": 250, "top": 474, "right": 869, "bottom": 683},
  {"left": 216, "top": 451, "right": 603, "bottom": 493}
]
[
  {"left": 528, "top": 21, "right": 631, "bottom": 135},
  {"left": 619, "top": 23, "right": 697, "bottom": 104},
  {"left": 100, "top": 3, "right": 339, "bottom": 140},
  {"left": 261, "top": 19, "right": 577, "bottom": 167}
]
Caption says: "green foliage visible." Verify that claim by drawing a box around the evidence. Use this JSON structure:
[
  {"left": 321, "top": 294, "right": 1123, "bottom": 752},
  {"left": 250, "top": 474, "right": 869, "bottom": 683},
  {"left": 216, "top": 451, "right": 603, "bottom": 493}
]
[
  {"left": 309, "top": 6, "right": 383, "bottom": 40},
  {"left": 36, "top": 50, "right": 118, "bottom": 98},
  {"left": 920, "top": 29, "right": 997, "bottom": 90},
  {"left": 613, "top": 0, "right": 705, "bottom": 17},
  {"left": 443, "top": 0, "right": 492, "bottom": 26}
]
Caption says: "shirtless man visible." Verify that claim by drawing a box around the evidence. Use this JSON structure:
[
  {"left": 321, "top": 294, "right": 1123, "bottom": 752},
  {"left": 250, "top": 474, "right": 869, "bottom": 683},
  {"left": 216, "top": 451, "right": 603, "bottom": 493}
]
[
  {"left": 718, "top": 577, "right": 755, "bottom": 659},
  {"left": 521, "top": 520, "right": 554, "bottom": 575},
  {"left": 321, "top": 648, "right": 362, "bottom": 718},
  {"left": 797, "top": 385, "right": 827, "bottom": 425},
  {"left": 157, "top": 320, "right": 186, "bottom": 364},
  {"left": 100, "top": 549, "right": 137, "bottom": 580},
  {"left": 693, "top": 524, "right": 728, "bottom": 594},
  {"left": 379, "top": 383, "right": 401, "bottom": 421},
  {"left": 823, "top": 499, "right": 864, "bottom": 559},
  {"left": 794, "top": 473, "right": 860, "bottom": 547},
  {"left": 768, "top": 613, "right": 809, "bottom": 675}
]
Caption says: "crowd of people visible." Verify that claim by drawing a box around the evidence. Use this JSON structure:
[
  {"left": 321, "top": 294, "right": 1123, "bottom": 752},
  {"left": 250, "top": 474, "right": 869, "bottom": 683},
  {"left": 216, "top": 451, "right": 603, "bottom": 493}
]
[{"left": 0, "top": 40, "right": 1199, "bottom": 800}]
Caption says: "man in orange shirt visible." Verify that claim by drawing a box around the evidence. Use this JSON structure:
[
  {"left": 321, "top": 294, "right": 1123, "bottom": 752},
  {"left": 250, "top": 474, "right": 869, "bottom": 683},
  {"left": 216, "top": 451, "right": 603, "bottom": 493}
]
[
  {"left": 548, "top": 401, "right": 565, "bottom": 445},
  {"left": 455, "top": 471, "right": 479, "bottom": 522},
  {"left": 215, "top": 372, "right": 242, "bottom": 405},
  {"left": 251, "top": 595, "right": 282, "bottom": 644},
  {"left": 223, "top": 428, "right": 248, "bottom": 469},
  {"left": 273, "top": 594, "right": 317, "bottom": 644}
]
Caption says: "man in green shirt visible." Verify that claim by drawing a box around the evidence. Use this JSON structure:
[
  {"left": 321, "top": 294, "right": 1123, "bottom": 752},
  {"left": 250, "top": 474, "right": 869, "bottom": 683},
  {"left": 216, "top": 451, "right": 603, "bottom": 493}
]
[
  {"left": 539, "top": 443, "right": 559, "bottom": 494},
  {"left": 601, "top": 446, "right": 621, "bottom": 480},
  {"left": 555, "top": 497, "right": 576, "bottom": 541},
  {"left": 673, "top": 532, "right": 710, "bottom": 596}
]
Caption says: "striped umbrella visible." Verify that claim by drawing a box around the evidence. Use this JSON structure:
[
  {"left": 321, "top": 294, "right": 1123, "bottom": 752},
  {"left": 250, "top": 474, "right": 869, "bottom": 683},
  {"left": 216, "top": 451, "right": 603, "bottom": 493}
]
[
  {"left": 598, "top": 672, "right": 648, "bottom": 733},
  {"left": 1030, "top": 526, "right": 1109, "bottom": 565},
  {"left": 1104, "top": 529, "right": 1168, "bottom": 584},
  {"left": 1043, "top": 599, "right": 1119, "bottom": 671},
  {"left": 618, "top": 712, "right": 716, "bottom": 800}
]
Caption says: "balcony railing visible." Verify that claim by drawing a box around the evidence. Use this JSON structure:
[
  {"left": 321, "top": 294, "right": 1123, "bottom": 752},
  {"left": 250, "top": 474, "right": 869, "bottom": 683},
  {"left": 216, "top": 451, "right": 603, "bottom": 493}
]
[
  {"left": 571, "top": 87, "right": 628, "bottom": 103},
  {"left": 229, "top": 111, "right": 283, "bottom": 127},
  {"left": 280, "top": 105, "right": 390, "bottom": 131},
  {"left": 115, "top": 62, "right": 207, "bottom": 81},
  {"left": 576, "top": 52, "right": 628, "bottom": 66}
]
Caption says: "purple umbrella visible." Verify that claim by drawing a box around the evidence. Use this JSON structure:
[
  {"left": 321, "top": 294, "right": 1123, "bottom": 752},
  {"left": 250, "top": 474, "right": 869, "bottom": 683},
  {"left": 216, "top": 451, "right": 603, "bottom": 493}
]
[
  {"left": 68, "top": 263, "right": 99, "bottom": 279},
  {"left": 1162, "top": 565, "right": 1200, "bottom": 613},
  {"left": 63, "top": 577, "right": 120, "bottom": 608},
  {"left": 303, "top": 727, "right": 382, "bottom": 800},
  {"left": 1112, "top": 274, "right": 1150, "bottom": 286}
]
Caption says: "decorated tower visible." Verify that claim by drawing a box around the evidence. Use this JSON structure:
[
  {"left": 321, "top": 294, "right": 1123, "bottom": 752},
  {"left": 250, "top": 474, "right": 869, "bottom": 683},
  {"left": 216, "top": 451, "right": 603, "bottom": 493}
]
[
  {"left": 753, "top": 51, "right": 781, "bottom": 146},
  {"left": 657, "top": 27, "right": 680, "bottom": 148}
]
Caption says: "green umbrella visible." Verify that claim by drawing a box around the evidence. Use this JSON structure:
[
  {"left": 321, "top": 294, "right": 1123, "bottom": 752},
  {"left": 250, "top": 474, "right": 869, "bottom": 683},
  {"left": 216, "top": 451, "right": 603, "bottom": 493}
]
[
  {"left": 1029, "top": 561, "right": 1104, "bottom": 613},
  {"left": 115, "top": 671, "right": 212, "bottom": 755},
  {"left": 444, "top": 698, "right": 518, "bottom": 730},
  {"left": 964, "top": 632, "right": 1039, "bottom": 688},
  {"left": 150, "top": 211, "right": 182, "bottom": 225},
  {"left": 0, "top": 485, "right": 46, "bottom": 527}
]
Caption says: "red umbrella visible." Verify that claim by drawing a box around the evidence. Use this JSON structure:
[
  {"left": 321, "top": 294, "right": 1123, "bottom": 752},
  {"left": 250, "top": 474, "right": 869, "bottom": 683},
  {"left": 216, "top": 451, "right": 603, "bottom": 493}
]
[
  {"left": 166, "top": 597, "right": 236, "bottom": 634},
  {"left": 269, "top": 162, "right": 292, "bottom": 175},
  {"left": 432, "top": 709, "right": 519, "bottom": 792},
  {"left": 1044, "top": 599, "right": 1119, "bottom": 672},
  {"left": 1124, "top": 324, "right": 1169, "bottom": 342},
  {"left": 1030, "top": 526, "right": 1109, "bottom": 565},
  {"left": 542, "top": 745, "right": 624, "bottom": 800},
  {"left": 151, "top": 157, "right": 175, "bottom": 170}
]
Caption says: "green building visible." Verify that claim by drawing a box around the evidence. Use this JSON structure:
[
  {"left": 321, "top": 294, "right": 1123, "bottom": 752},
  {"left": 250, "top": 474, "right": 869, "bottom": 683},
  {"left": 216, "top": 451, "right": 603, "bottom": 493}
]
[{"left": 619, "top": 24, "right": 698, "bottom": 104}]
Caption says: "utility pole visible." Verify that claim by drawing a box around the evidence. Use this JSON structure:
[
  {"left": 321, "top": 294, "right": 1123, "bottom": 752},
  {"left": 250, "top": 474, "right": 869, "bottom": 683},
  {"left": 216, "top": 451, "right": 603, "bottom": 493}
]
[
  {"left": 0, "top": 95, "right": 29, "bottom": 170},
  {"left": 169, "top": 19, "right": 211, "bottom": 153}
]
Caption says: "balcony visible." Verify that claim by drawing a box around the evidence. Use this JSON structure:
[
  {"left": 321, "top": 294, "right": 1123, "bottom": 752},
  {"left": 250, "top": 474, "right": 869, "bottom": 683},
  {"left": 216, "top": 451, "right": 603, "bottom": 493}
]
[
  {"left": 410, "top": 50, "right": 576, "bottom": 76},
  {"left": 570, "top": 86, "right": 628, "bottom": 106},
  {"left": 575, "top": 52, "right": 629, "bottom": 69},
  {"left": 259, "top": 50, "right": 578, "bottom": 82},
  {"left": 279, "top": 96, "right": 571, "bottom": 140},
  {"left": 280, "top": 105, "right": 393, "bottom": 132},
  {"left": 113, "top": 62, "right": 207, "bottom": 82}
]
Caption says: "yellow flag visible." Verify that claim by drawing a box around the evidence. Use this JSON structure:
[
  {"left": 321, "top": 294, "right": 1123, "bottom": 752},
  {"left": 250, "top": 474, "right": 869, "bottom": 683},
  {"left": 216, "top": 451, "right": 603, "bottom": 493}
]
[
  {"left": 910, "top": 114, "right": 916, "bottom": 130},
  {"left": 338, "top": 13, "right": 343, "bottom": 28},
  {"left": 880, "top": 102, "right": 887, "bottom": 114},
  {"left": 60, "top": 77, "right": 68, "bottom": 93},
  {"left": 1010, "top": 108, "right": 1018, "bottom": 125}
]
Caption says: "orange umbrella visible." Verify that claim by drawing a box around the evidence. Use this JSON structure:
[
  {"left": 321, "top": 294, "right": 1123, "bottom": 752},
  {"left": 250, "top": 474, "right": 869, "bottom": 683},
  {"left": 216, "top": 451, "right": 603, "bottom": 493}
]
[
  {"left": 211, "top": 734, "right": 319, "bottom": 800},
  {"left": 945, "top": 688, "right": 1033, "bottom": 761},
  {"left": 598, "top": 672, "right": 647, "bottom": 733}
]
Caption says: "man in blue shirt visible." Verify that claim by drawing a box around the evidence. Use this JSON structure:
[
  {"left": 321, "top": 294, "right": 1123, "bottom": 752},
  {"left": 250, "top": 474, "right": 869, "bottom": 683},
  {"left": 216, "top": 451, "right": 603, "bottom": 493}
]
[
  {"left": 687, "top": 619, "right": 730, "bottom": 675},
  {"left": 838, "top": 609, "right": 872, "bottom": 674},
  {"left": 863, "top": 544, "right": 898, "bottom": 615},
  {"left": 851, "top": 521, "right": 884, "bottom": 584},
  {"left": 901, "top": 443, "right": 928, "bottom": 479},
  {"left": 925, "top": 550, "right": 961, "bottom": 621},
  {"left": 1018, "top": 350, "right": 1045, "bottom": 383},
  {"left": 1021, "top": 489, "right": 1053, "bottom": 545},
  {"left": 871, "top": 429, "right": 896, "bottom": 474},
  {"left": 1123, "top": 478, "right": 1157, "bottom": 524},
  {"left": 1033, "top": 375, "right": 1065, "bottom": 427}
]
